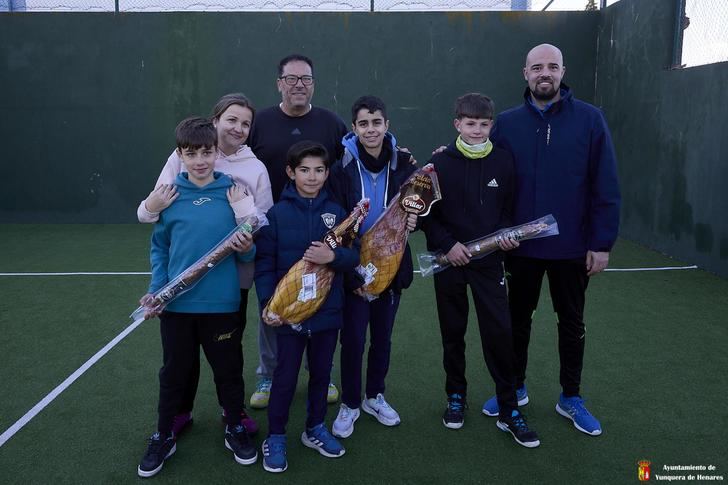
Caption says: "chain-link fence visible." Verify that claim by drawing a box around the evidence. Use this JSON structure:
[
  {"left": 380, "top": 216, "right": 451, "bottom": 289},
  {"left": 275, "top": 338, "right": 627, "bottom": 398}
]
[
  {"left": 2, "top": 0, "right": 617, "bottom": 12},
  {"left": 681, "top": 0, "right": 728, "bottom": 67}
]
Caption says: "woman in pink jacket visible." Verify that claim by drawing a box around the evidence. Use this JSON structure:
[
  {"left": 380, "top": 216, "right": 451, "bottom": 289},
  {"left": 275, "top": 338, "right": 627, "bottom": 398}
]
[{"left": 138, "top": 93, "right": 273, "bottom": 436}]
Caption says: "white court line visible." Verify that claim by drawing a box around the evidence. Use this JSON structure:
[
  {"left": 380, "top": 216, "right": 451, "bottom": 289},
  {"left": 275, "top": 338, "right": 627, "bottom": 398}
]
[
  {"left": 0, "top": 272, "right": 150, "bottom": 276},
  {"left": 0, "top": 317, "right": 146, "bottom": 449},
  {"left": 604, "top": 265, "right": 698, "bottom": 272},
  {"left": 0, "top": 262, "right": 700, "bottom": 447},
  {"left": 413, "top": 265, "right": 698, "bottom": 274}
]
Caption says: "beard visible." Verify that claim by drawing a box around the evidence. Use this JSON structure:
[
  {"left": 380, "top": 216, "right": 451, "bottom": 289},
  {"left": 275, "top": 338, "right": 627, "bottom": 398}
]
[{"left": 530, "top": 81, "right": 559, "bottom": 102}]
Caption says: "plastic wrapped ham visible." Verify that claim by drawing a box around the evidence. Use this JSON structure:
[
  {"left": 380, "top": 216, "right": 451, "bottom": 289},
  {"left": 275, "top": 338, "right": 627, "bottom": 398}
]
[
  {"left": 355, "top": 163, "right": 442, "bottom": 300},
  {"left": 263, "top": 199, "right": 369, "bottom": 325},
  {"left": 417, "top": 214, "right": 559, "bottom": 277},
  {"left": 130, "top": 213, "right": 266, "bottom": 321}
]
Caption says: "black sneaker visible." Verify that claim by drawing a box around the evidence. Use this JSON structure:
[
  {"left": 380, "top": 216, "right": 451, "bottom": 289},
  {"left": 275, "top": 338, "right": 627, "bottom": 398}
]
[
  {"left": 137, "top": 431, "right": 176, "bottom": 478},
  {"left": 496, "top": 410, "right": 541, "bottom": 448},
  {"left": 225, "top": 424, "right": 258, "bottom": 465},
  {"left": 442, "top": 393, "right": 466, "bottom": 429}
]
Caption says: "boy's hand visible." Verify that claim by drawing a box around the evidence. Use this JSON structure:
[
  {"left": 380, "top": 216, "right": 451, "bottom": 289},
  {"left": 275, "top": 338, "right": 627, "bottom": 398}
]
[
  {"left": 262, "top": 308, "right": 283, "bottom": 326},
  {"left": 227, "top": 184, "right": 249, "bottom": 204},
  {"left": 496, "top": 234, "right": 520, "bottom": 251},
  {"left": 431, "top": 145, "right": 447, "bottom": 155},
  {"left": 230, "top": 231, "right": 253, "bottom": 253},
  {"left": 396, "top": 146, "right": 418, "bottom": 165},
  {"left": 586, "top": 250, "right": 609, "bottom": 276},
  {"left": 446, "top": 242, "right": 472, "bottom": 266},
  {"left": 145, "top": 184, "right": 178, "bottom": 213},
  {"left": 139, "top": 293, "right": 163, "bottom": 319},
  {"left": 303, "top": 241, "right": 335, "bottom": 265},
  {"left": 405, "top": 213, "right": 417, "bottom": 232}
]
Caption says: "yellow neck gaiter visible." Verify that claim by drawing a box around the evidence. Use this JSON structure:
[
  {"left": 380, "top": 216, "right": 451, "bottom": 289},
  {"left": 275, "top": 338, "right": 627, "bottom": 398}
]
[{"left": 455, "top": 136, "right": 493, "bottom": 159}]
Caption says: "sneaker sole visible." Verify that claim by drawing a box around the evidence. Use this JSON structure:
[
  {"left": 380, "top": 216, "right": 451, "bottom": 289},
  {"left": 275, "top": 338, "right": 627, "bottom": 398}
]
[
  {"left": 263, "top": 461, "right": 288, "bottom": 473},
  {"left": 137, "top": 443, "right": 176, "bottom": 478},
  {"left": 332, "top": 410, "right": 360, "bottom": 438},
  {"left": 361, "top": 400, "right": 400, "bottom": 427},
  {"left": 300, "top": 432, "right": 346, "bottom": 458},
  {"left": 496, "top": 421, "right": 540, "bottom": 448},
  {"left": 442, "top": 419, "right": 464, "bottom": 430},
  {"left": 225, "top": 439, "right": 258, "bottom": 465},
  {"left": 482, "top": 394, "right": 530, "bottom": 417},
  {"left": 555, "top": 403, "right": 602, "bottom": 436}
]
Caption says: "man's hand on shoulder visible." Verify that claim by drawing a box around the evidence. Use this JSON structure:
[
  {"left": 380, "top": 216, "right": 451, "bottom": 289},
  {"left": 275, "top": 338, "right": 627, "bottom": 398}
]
[{"left": 586, "top": 250, "right": 609, "bottom": 276}]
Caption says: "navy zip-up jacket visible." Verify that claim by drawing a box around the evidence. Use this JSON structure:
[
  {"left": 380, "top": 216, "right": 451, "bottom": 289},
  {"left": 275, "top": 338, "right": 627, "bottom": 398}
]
[
  {"left": 422, "top": 142, "right": 515, "bottom": 266},
  {"left": 491, "top": 85, "right": 620, "bottom": 259},
  {"left": 254, "top": 183, "right": 359, "bottom": 335},
  {"left": 327, "top": 131, "right": 416, "bottom": 293}
]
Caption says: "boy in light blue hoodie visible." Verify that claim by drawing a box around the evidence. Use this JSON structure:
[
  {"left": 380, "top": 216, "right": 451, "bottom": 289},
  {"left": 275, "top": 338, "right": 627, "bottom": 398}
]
[{"left": 137, "top": 117, "right": 257, "bottom": 478}]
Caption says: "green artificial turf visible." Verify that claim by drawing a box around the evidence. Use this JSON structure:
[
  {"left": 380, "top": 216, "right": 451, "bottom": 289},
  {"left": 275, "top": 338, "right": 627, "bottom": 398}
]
[{"left": 0, "top": 226, "right": 726, "bottom": 484}]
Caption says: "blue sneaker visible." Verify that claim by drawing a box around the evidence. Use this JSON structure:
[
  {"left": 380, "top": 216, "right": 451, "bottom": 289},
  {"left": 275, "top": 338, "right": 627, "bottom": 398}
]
[
  {"left": 262, "top": 435, "right": 287, "bottom": 473},
  {"left": 482, "top": 385, "right": 529, "bottom": 417},
  {"left": 555, "top": 394, "right": 602, "bottom": 436},
  {"left": 301, "top": 423, "right": 345, "bottom": 458}
]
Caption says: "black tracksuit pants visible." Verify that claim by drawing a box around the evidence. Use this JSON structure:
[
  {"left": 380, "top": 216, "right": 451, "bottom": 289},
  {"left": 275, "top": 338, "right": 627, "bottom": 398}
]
[
  {"left": 178, "top": 289, "right": 248, "bottom": 414},
  {"left": 434, "top": 263, "right": 517, "bottom": 418},
  {"left": 505, "top": 255, "right": 590, "bottom": 397},
  {"left": 157, "top": 311, "right": 245, "bottom": 434}
]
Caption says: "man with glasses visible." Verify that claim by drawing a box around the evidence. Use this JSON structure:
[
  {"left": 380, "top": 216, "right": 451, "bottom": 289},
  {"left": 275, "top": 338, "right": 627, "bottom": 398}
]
[
  {"left": 248, "top": 54, "right": 348, "bottom": 411},
  {"left": 248, "top": 54, "right": 348, "bottom": 203}
]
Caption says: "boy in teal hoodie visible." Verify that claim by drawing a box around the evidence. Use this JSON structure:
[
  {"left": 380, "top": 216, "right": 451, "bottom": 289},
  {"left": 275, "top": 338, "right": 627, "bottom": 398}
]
[{"left": 137, "top": 117, "right": 257, "bottom": 478}]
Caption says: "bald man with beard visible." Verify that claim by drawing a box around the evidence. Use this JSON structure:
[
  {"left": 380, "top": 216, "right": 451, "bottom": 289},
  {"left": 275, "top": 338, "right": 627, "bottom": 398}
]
[{"left": 481, "top": 44, "right": 621, "bottom": 437}]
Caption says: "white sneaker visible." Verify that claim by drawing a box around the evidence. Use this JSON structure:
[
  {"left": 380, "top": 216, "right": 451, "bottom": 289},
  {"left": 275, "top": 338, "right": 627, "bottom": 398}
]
[
  {"left": 332, "top": 404, "right": 360, "bottom": 438},
  {"left": 361, "top": 393, "right": 401, "bottom": 426}
]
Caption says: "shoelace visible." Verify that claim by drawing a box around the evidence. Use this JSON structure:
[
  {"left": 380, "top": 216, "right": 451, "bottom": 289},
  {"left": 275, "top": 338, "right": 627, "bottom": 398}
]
[
  {"left": 567, "top": 398, "right": 590, "bottom": 417},
  {"left": 448, "top": 395, "right": 464, "bottom": 413},
  {"left": 376, "top": 395, "right": 390, "bottom": 409},
  {"left": 147, "top": 433, "right": 170, "bottom": 455},
  {"left": 511, "top": 414, "right": 529, "bottom": 431},
  {"left": 258, "top": 379, "right": 272, "bottom": 392}
]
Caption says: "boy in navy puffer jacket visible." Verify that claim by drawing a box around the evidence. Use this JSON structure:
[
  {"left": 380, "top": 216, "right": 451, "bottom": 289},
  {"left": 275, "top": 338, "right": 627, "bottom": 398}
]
[{"left": 254, "top": 141, "right": 359, "bottom": 473}]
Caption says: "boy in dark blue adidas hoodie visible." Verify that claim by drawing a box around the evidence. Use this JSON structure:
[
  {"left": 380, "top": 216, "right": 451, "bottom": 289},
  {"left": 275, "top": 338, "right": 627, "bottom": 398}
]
[
  {"left": 326, "top": 95, "right": 418, "bottom": 439},
  {"left": 137, "top": 118, "right": 257, "bottom": 478},
  {"left": 254, "top": 141, "right": 359, "bottom": 473},
  {"left": 422, "top": 93, "right": 540, "bottom": 449}
]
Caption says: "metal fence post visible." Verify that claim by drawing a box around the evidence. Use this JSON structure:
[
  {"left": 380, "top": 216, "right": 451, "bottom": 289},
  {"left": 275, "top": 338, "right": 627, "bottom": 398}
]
[{"left": 671, "top": 0, "right": 686, "bottom": 68}]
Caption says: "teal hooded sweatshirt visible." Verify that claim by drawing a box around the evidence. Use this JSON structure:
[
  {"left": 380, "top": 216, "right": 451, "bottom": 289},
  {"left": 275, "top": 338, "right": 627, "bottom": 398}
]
[{"left": 149, "top": 172, "right": 255, "bottom": 313}]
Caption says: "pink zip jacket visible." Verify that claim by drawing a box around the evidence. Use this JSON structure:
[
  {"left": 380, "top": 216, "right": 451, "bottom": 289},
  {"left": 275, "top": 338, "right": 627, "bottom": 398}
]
[{"left": 137, "top": 145, "right": 273, "bottom": 288}]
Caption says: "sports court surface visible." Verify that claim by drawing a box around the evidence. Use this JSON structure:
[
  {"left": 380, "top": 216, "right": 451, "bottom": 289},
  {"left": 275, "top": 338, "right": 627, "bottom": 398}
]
[{"left": 1, "top": 225, "right": 726, "bottom": 483}]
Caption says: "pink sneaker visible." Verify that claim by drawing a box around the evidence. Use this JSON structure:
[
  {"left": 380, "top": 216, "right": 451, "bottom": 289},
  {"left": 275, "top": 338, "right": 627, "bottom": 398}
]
[
  {"left": 171, "top": 412, "right": 193, "bottom": 436},
  {"left": 221, "top": 408, "right": 259, "bottom": 436}
]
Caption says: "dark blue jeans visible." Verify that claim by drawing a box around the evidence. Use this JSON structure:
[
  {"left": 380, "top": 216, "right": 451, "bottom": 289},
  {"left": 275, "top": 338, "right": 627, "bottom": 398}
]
[
  {"left": 266, "top": 328, "right": 338, "bottom": 435},
  {"left": 339, "top": 290, "right": 400, "bottom": 409}
]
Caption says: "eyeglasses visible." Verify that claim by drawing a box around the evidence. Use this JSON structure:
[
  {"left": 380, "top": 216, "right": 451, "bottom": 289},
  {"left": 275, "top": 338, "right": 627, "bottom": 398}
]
[{"left": 279, "top": 75, "right": 314, "bottom": 86}]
